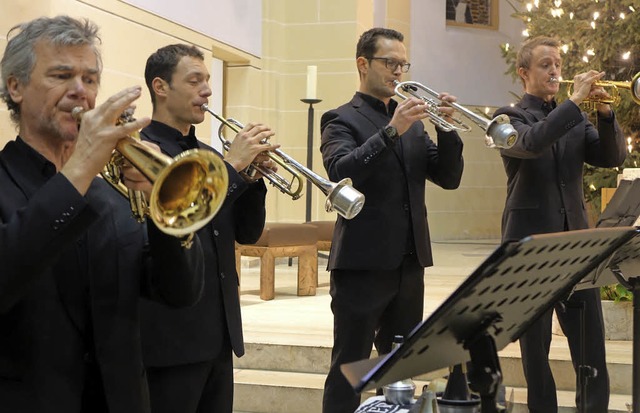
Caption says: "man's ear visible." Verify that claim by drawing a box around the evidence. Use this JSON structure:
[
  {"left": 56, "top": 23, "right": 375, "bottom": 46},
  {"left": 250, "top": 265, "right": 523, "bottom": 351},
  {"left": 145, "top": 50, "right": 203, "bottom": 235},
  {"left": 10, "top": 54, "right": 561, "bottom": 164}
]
[
  {"left": 356, "top": 56, "right": 369, "bottom": 77},
  {"left": 151, "top": 77, "right": 168, "bottom": 98},
  {"left": 6, "top": 76, "right": 23, "bottom": 105},
  {"left": 517, "top": 67, "right": 528, "bottom": 84}
]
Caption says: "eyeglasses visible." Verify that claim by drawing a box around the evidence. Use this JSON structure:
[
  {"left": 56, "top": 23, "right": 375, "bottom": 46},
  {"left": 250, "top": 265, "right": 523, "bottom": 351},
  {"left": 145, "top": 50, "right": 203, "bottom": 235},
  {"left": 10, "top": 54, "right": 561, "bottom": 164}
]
[{"left": 368, "top": 57, "right": 411, "bottom": 73}]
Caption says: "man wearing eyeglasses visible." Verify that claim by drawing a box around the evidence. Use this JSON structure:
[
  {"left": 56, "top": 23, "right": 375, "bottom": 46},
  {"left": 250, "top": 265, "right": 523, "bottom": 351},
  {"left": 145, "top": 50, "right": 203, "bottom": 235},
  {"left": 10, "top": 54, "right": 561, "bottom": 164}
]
[{"left": 319, "top": 27, "right": 464, "bottom": 413}]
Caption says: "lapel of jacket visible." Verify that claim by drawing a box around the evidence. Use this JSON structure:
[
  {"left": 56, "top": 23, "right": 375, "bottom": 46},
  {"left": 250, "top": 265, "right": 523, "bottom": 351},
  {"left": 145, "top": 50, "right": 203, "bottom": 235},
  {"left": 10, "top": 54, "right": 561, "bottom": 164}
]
[
  {"left": 351, "top": 94, "right": 404, "bottom": 165},
  {"left": 519, "top": 95, "right": 566, "bottom": 163},
  {"left": 0, "top": 140, "right": 48, "bottom": 200},
  {"left": 84, "top": 180, "right": 121, "bottom": 342}
]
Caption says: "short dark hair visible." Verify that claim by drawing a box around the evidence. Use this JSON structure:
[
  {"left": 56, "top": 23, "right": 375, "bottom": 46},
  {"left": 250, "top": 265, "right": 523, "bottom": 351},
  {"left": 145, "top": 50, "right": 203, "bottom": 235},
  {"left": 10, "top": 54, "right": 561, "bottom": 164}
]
[
  {"left": 144, "top": 44, "right": 204, "bottom": 109},
  {"left": 356, "top": 27, "right": 404, "bottom": 59},
  {"left": 1, "top": 16, "right": 102, "bottom": 124}
]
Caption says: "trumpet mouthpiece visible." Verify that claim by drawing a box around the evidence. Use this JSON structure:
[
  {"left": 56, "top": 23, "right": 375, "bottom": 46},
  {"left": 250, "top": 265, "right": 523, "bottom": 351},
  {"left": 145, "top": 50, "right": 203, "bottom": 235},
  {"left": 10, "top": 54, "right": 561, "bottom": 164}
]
[
  {"left": 549, "top": 77, "right": 559, "bottom": 83},
  {"left": 201, "top": 103, "right": 209, "bottom": 112},
  {"left": 71, "top": 106, "right": 85, "bottom": 120}
]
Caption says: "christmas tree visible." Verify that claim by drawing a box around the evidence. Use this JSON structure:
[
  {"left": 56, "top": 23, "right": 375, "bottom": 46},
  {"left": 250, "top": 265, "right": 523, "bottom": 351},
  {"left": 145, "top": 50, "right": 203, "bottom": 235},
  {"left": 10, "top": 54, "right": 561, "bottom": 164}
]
[{"left": 501, "top": 0, "right": 640, "bottom": 212}]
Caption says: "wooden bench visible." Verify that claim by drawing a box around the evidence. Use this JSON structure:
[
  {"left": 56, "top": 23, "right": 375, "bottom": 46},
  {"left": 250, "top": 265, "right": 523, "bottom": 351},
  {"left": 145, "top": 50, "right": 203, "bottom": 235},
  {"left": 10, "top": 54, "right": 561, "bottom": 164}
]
[
  {"left": 236, "top": 223, "right": 318, "bottom": 300},
  {"left": 306, "top": 220, "right": 335, "bottom": 252}
]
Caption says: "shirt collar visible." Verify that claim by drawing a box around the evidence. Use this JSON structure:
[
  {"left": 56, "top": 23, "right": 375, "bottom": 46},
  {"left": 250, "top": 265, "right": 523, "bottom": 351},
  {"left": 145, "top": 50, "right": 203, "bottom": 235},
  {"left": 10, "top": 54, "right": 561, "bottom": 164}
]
[
  {"left": 523, "top": 93, "right": 557, "bottom": 115},
  {"left": 146, "top": 120, "right": 199, "bottom": 150},
  {"left": 356, "top": 92, "right": 398, "bottom": 117}
]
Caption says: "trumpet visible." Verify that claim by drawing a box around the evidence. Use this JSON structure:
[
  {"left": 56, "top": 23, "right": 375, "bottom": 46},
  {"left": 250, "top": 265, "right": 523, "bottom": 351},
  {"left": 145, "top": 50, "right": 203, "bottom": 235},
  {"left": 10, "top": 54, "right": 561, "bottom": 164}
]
[
  {"left": 393, "top": 80, "right": 519, "bottom": 149},
  {"left": 201, "top": 104, "right": 365, "bottom": 220},
  {"left": 552, "top": 72, "right": 640, "bottom": 108},
  {"left": 73, "top": 107, "right": 229, "bottom": 238}
]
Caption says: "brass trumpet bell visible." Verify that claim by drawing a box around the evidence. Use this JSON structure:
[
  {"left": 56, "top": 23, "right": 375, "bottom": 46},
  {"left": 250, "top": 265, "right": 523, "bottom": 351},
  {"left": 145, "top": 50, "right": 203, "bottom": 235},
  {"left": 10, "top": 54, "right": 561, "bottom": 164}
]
[{"left": 73, "top": 107, "right": 229, "bottom": 237}]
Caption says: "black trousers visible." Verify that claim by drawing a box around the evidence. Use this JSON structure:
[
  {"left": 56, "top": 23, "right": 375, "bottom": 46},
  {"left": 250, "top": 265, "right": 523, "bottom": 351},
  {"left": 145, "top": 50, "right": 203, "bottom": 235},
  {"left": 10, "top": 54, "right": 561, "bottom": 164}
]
[
  {"left": 519, "top": 288, "right": 609, "bottom": 413},
  {"left": 146, "top": 345, "right": 234, "bottom": 413},
  {"left": 322, "top": 254, "right": 424, "bottom": 413}
]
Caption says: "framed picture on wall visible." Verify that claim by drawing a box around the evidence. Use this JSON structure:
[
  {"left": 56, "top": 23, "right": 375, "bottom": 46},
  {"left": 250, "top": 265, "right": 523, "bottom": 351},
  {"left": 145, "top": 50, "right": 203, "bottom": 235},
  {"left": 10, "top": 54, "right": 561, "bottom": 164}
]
[{"left": 446, "top": 0, "right": 499, "bottom": 30}]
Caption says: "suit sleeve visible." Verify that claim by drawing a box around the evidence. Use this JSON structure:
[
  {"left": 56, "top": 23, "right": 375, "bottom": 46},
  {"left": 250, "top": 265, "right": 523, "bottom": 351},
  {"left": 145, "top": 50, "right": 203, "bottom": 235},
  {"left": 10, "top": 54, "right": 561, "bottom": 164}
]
[
  {"left": 496, "top": 100, "right": 626, "bottom": 167},
  {"left": 0, "top": 173, "right": 98, "bottom": 313},
  {"left": 142, "top": 221, "right": 204, "bottom": 308},
  {"left": 320, "top": 109, "right": 391, "bottom": 186},
  {"left": 424, "top": 127, "right": 464, "bottom": 190},
  {"left": 320, "top": 109, "right": 463, "bottom": 190},
  {"left": 496, "top": 100, "right": 584, "bottom": 159},
  {"left": 222, "top": 163, "right": 267, "bottom": 244},
  {"left": 584, "top": 112, "right": 626, "bottom": 167}
]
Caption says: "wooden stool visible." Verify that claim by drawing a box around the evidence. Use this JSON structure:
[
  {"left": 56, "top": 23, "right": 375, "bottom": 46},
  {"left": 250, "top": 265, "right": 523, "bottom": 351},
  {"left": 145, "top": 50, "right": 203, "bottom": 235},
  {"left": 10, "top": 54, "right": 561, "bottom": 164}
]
[
  {"left": 306, "top": 220, "right": 335, "bottom": 252},
  {"left": 236, "top": 223, "right": 318, "bottom": 300}
]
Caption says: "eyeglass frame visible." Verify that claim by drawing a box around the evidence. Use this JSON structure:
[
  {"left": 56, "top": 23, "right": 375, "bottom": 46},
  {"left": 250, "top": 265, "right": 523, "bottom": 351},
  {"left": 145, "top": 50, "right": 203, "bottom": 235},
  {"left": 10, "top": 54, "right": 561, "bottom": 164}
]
[{"left": 367, "top": 57, "right": 411, "bottom": 73}]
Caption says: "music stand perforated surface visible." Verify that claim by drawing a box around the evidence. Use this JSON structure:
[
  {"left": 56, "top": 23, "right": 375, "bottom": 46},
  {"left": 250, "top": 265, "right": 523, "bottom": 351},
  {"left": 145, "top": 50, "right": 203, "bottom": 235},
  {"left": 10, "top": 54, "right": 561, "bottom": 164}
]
[
  {"left": 576, "top": 178, "right": 640, "bottom": 290},
  {"left": 340, "top": 227, "right": 638, "bottom": 403}
]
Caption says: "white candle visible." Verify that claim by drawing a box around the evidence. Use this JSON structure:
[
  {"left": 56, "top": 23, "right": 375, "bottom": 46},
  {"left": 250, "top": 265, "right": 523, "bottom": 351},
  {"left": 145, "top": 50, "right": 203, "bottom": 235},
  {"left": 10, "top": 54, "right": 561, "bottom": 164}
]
[{"left": 306, "top": 65, "right": 317, "bottom": 99}]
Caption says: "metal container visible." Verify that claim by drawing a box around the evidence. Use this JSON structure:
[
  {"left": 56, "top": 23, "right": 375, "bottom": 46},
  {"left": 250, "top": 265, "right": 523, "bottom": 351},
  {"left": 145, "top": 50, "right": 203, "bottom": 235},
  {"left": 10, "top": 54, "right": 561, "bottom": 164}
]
[{"left": 383, "top": 378, "right": 416, "bottom": 405}]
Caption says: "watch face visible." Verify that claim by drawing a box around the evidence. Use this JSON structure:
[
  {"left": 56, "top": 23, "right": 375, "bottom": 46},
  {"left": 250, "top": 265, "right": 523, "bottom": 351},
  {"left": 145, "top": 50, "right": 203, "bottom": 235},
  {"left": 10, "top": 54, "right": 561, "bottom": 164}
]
[{"left": 386, "top": 126, "right": 398, "bottom": 138}]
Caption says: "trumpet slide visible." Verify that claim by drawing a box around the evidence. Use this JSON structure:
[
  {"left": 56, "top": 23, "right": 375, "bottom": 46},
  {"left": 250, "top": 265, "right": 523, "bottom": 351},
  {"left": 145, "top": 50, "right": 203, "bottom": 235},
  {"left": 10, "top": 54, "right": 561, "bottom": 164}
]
[
  {"left": 393, "top": 80, "right": 518, "bottom": 149},
  {"left": 73, "top": 107, "right": 229, "bottom": 237},
  {"left": 201, "top": 104, "right": 365, "bottom": 220}
]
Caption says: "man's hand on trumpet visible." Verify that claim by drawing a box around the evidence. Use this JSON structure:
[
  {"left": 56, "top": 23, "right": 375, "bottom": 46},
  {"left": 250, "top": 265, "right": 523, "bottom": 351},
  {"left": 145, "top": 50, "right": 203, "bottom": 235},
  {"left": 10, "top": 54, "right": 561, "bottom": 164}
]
[
  {"left": 436, "top": 92, "right": 459, "bottom": 124},
  {"left": 388, "top": 93, "right": 459, "bottom": 136},
  {"left": 569, "top": 70, "right": 613, "bottom": 116},
  {"left": 225, "top": 122, "right": 279, "bottom": 173},
  {"left": 62, "top": 86, "right": 151, "bottom": 195},
  {"left": 250, "top": 152, "right": 279, "bottom": 179}
]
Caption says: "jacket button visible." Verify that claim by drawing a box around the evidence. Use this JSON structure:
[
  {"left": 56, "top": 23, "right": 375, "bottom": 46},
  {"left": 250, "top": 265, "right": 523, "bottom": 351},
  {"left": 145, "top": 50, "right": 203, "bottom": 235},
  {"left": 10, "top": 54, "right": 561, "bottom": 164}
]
[
  {"left": 213, "top": 230, "right": 219, "bottom": 236},
  {"left": 220, "top": 272, "right": 225, "bottom": 279},
  {"left": 560, "top": 207, "right": 566, "bottom": 214}
]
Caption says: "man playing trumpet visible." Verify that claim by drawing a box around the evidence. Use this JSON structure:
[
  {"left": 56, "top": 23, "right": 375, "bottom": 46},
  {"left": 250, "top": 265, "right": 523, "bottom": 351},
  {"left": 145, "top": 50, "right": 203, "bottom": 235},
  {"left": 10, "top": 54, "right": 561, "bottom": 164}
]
[
  {"left": 320, "top": 27, "right": 464, "bottom": 413},
  {"left": 0, "top": 16, "right": 204, "bottom": 412},
  {"left": 494, "top": 36, "right": 626, "bottom": 413},
  {"left": 138, "top": 43, "right": 278, "bottom": 413}
]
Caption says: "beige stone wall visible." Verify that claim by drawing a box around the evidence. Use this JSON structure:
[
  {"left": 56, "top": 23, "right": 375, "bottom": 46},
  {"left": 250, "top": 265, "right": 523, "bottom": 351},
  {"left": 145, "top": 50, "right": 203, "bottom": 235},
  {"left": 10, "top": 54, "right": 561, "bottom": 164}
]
[{"left": 0, "top": 0, "right": 505, "bottom": 240}]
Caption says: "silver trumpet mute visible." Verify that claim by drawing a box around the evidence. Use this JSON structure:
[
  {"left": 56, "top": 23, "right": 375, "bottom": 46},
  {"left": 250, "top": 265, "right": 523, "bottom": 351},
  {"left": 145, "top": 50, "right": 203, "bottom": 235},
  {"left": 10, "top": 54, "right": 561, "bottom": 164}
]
[{"left": 393, "top": 80, "right": 519, "bottom": 149}]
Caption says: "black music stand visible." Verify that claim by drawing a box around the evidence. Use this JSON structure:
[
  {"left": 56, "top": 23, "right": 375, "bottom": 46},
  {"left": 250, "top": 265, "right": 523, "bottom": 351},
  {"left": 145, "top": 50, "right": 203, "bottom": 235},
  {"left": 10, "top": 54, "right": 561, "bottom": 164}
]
[
  {"left": 570, "top": 178, "right": 640, "bottom": 413},
  {"left": 340, "top": 227, "right": 638, "bottom": 413}
]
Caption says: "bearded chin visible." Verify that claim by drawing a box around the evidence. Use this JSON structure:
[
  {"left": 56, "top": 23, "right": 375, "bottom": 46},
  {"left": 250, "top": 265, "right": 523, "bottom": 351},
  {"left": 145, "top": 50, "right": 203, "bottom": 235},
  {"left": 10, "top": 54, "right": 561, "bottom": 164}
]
[{"left": 45, "top": 118, "right": 79, "bottom": 143}]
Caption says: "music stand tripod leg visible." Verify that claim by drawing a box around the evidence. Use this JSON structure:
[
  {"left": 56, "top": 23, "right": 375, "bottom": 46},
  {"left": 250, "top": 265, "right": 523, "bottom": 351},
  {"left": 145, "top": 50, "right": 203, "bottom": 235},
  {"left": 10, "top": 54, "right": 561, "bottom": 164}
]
[{"left": 465, "top": 332, "right": 505, "bottom": 413}]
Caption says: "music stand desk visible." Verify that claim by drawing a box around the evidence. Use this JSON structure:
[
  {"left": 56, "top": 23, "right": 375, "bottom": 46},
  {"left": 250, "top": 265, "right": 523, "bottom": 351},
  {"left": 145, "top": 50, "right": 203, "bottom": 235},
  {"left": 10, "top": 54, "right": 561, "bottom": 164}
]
[{"left": 340, "top": 227, "right": 638, "bottom": 412}]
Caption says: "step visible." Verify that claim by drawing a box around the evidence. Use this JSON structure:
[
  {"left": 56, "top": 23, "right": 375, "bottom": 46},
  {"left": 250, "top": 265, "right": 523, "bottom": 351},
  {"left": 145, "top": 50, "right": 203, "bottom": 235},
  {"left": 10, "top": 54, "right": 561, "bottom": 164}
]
[
  {"left": 233, "top": 369, "right": 633, "bottom": 413},
  {"left": 237, "top": 336, "right": 633, "bottom": 395}
]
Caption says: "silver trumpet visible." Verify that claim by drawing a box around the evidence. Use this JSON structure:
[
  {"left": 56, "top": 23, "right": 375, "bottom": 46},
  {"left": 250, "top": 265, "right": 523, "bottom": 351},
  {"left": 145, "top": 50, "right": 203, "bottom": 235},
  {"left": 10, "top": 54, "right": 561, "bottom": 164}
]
[
  {"left": 201, "top": 104, "right": 365, "bottom": 220},
  {"left": 393, "top": 80, "right": 518, "bottom": 149}
]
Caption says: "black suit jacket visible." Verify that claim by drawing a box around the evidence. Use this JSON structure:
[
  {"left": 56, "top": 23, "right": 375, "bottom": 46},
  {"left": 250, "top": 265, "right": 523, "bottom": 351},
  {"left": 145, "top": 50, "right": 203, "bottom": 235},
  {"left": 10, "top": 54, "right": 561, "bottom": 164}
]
[
  {"left": 0, "top": 138, "right": 204, "bottom": 413},
  {"left": 495, "top": 94, "right": 626, "bottom": 241},
  {"left": 139, "top": 121, "right": 266, "bottom": 365},
  {"left": 320, "top": 92, "right": 464, "bottom": 271}
]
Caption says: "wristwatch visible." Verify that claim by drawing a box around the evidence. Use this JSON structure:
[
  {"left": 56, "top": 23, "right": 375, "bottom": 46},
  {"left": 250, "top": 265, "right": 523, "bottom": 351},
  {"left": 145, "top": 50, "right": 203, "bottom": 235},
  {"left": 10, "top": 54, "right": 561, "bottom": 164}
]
[{"left": 383, "top": 124, "right": 399, "bottom": 141}]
